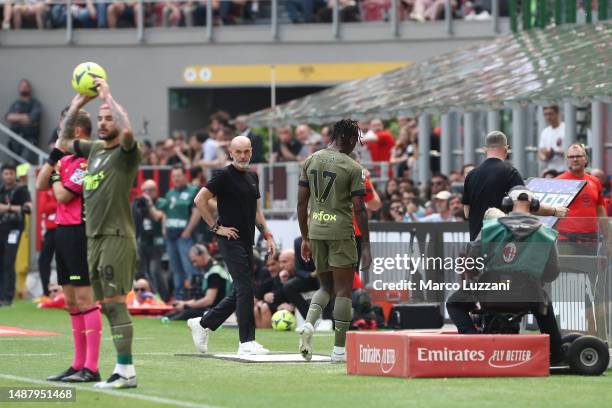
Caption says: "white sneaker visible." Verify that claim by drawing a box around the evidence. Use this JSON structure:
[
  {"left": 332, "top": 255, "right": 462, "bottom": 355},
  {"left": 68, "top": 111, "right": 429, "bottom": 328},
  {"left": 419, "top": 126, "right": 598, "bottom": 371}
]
[
  {"left": 237, "top": 340, "right": 269, "bottom": 355},
  {"left": 1, "top": 21, "right": 9, "bottom": 30},
  {"left": 94, "top": 373, "right": 137, "bottom": 389},
  {"left": 331, "top": 347, "right": 346, "bottom": 363},
  {"left": 299, "top": 322, "right": 314, "bottom": 361},
  {"left": 187, "top": 318, "right": 210, "bottom": 354},
  {"left": 474, "top": 10, "right": 492, "bottom": 20}
]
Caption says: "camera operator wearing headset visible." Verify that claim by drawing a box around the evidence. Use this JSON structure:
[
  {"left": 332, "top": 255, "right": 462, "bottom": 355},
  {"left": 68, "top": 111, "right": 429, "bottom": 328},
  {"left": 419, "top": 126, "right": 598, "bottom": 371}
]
[
  {"left": 447, "top": 185, "right": 565, "bottom": 365},
  {"left": 0, "top": 162, "right": 32, "bottom": 306}
]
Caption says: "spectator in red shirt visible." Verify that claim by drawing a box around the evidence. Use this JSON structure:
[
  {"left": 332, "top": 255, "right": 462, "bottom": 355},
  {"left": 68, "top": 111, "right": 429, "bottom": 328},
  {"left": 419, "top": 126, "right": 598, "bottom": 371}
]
[
  {"left": 363, "top": 118, "right": 396, "bottom": 162},
  {"left": 556, "top": 144, "right": 608, "bottom": 243},
  {"left": 37, "top": 189, "right": 58, "bottom": 297}
]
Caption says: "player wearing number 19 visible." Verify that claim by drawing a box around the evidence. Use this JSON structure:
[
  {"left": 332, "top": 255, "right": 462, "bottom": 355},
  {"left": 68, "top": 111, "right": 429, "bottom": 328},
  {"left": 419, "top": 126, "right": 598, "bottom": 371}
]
[
  {"left": 297, "top": 119, "right": 372, "bottom": 363},
  {"left": 56, "top": 79, "right": 141, "bottom": 389}
]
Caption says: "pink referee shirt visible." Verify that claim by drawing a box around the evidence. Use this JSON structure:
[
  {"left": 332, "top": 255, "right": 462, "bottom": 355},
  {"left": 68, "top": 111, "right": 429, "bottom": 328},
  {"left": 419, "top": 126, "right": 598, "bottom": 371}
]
[{"left": 55, "top": 155, "right": 87, "bottom": 226}]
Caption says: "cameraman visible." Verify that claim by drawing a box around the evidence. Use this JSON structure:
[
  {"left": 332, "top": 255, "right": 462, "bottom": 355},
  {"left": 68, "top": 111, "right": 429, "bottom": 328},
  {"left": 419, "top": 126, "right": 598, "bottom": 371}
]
[
  {"left": 0, "top": 162, "right": 31, "bottom": 306},
  {"left": 132, "top": 179, "right": 168, "bottom": 300}
]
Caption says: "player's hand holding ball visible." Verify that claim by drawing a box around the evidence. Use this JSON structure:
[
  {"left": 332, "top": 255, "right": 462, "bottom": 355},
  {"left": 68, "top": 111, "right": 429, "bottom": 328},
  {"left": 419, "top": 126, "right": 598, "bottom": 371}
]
[
  {"left": 71, "top": 62, "right": 107, "bottom": 97},
  {"left": 93, "top": 77, "right": 111, "bottom": 101}
]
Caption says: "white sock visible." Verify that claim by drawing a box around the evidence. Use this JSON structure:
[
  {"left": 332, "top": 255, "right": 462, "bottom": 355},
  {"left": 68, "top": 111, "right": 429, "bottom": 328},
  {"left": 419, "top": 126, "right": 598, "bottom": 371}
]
[
  {"left": 113, "top": 363, "right": 136, "bottom": 378},
  {"left": 333, "top": 346, "right": 345, "bottom": 355}
]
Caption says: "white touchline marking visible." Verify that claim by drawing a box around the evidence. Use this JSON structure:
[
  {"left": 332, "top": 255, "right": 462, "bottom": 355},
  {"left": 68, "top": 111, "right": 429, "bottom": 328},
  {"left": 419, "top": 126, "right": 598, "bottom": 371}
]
[
  {"left": 0, "top": 353, "right": 59, "bottom": 356},
  {"left": 0, "top": 374, "right": 223, "bottom": 408}
]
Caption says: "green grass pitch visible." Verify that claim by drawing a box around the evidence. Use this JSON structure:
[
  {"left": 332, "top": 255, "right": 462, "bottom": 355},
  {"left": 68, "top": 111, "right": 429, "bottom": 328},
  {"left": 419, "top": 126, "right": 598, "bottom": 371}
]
[{"left": 0, "top": 301, "right": 610, "bottom": 408}]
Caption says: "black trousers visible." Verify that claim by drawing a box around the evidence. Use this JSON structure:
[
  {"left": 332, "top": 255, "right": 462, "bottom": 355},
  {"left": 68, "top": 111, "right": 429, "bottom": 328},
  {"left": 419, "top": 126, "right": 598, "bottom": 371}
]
[
  {"left": 0, "top": 228, "right": 21, "bottom": 303},
  {"left": 446, "top": 293, "right": 564, "bottom": 359},
  {"left": 167, "top": 306, "right": 209, "bottom": 321},
  {"left": 200, "top": 238, "right": 255, "bottom": 343},
  {"left": 38, "top": 228, "right": 56, "bottom": 296},
  {"left": 282, "top": 276, "right": 320, "bottom": 318}
]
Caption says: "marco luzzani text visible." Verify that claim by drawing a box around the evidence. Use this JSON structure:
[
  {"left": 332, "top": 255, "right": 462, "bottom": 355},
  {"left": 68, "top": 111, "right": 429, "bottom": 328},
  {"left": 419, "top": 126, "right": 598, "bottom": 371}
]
[{"left": 371, "top": 254, "right": 510, "bottom": 292}]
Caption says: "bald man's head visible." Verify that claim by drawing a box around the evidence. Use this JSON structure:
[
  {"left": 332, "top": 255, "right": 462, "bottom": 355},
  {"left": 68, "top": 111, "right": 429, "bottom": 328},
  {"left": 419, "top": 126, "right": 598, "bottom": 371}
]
[
  {"left": 279, "top": 250, "right": 295, "bottom": 275},
  {"left": 141, "top": 179, "right": 158, "bottom": 198},
  {"left": 230, "top": 136, "right": 253, "bottom": 170},
  {"left": 591, "top": 168, "right": 607, "bottom": 186}
]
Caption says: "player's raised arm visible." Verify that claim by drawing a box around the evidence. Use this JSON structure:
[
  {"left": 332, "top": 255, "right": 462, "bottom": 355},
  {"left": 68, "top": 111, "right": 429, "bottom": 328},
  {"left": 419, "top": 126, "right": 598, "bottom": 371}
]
[
  {"left": 94, "top": 78, "right": 135, "bottom": 150},
  {"left": 57, "top": 93, "right": 95, "bottom": 153}
]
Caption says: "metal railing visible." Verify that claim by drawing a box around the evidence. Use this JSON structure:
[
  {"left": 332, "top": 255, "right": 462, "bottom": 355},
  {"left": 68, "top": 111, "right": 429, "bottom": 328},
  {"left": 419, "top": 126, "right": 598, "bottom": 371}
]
[
  {"left": 0, "top": 0, "right": 505, "bottom": 44},
  {"left": 0, "top": 122, "right": 48, "bottom": 166}
]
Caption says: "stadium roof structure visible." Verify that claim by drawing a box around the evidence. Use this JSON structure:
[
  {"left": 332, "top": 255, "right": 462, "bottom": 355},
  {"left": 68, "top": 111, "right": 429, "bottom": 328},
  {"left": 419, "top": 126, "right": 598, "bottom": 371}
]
[{"left": 246, "top": 22, "right": 612, "bottom": 126}]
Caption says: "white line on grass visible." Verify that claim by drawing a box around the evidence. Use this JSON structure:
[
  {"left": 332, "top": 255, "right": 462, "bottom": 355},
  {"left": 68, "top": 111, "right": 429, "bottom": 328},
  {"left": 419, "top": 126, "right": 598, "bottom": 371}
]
[
  {"left": 0, "top": 353, "right": 59, "bottom": 356},
  {"left": 0, "top": 374, "right": 223, "bottom": 408}
]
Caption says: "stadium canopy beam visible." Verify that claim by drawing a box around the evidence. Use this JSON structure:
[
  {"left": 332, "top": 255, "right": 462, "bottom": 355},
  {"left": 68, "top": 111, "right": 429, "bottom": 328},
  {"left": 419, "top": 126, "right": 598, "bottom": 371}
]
[
  {"left": 463, "top": 112, "right": 476, "bottom": 165},
  {"left": 418, "top": 113, "right": 431, "bottom": 185},
  {"left": 563, "top": 99, "right": 577, "bottom": 148},
  {"left": 487, "top": 110, "right": 500, "bottom": 133},
  {"left": 440, "top": 114, "right": 452, "bottom": 175},
  {"left": 512, "top": 106, "right": 527, "bottom": 176},
  {"left": 591, "top": 101, "right": 605, "bottom": 169}
]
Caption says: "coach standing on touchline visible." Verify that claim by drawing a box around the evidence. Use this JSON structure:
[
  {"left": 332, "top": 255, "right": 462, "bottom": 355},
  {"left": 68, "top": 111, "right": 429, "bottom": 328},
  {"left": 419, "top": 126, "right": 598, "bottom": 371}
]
[
  {"left": 187, "top": 135, "right": 277, "bottom": 355},
  {"left": 463, "top": 131, "right": 568, "bottom": 241}
]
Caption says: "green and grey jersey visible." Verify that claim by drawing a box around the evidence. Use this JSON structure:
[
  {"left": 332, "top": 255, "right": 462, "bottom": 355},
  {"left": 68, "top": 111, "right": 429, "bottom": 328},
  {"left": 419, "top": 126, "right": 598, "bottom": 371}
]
[
  {"left": 158, "top": 185, "right": 198, "bottom": 233},
  {"left": 75, "top": 139, "right": 142, "bottom": 238},
  {"left": 299, "top": 148, "right": 366, "bottom": 240}
]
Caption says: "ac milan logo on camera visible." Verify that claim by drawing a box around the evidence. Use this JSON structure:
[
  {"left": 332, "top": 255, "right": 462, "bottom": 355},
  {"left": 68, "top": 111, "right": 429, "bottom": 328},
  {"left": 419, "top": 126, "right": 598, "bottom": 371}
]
[{"left": 502, "top": 243, "right": 517, "bottom": 263}]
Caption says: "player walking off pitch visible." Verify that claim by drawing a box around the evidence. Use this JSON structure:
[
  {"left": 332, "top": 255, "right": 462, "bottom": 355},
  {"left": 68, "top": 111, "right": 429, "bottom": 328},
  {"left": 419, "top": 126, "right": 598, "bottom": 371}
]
[{"left": 297, "top": 119, "right": 372, "bottom": 362}]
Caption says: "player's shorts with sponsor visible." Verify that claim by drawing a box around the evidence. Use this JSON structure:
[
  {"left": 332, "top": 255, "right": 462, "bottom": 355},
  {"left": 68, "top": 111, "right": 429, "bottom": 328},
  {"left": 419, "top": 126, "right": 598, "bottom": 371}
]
[
  {"left": 310, "top": 237, "right": 357, "bottom": 274},
  {"left": 88, "top": 235, "right": 137, "bottom": 300},
  {"left": 56, "top": 224, "right": 90, "bottom": 286}
]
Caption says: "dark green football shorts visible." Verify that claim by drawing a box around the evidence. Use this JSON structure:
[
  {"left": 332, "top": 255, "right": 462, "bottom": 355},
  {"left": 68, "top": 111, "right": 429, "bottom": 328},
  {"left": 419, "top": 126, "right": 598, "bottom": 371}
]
[
  {"left": 88, "top": 235, "right": 137, "bottom": 300},
  {"left": 310, "top": 238, "right": 357, "bottom": 274}
]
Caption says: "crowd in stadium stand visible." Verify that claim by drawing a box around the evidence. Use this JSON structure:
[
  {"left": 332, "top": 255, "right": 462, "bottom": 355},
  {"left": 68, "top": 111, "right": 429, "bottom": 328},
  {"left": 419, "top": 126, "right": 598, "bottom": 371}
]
[{"left": 0, "top": 0, "right": 506, "bottom": 30}]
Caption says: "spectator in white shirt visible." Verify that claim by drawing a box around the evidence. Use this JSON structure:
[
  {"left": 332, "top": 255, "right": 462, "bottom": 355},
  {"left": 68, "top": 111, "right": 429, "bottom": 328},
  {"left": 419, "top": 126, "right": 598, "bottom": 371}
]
[
  {"left": 419, "top": 191, "right": 459, "bottom": 222},
  {"left": 538, "top": 105, "right": 566, "bottom": 173}
]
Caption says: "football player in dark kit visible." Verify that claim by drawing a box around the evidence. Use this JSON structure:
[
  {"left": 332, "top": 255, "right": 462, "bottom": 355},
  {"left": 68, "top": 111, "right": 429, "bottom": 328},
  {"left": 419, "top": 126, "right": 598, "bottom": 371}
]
[
  {"left": 297, "top": 119, "right": 372, "bottom": 362},
  {"left": 188, "top": 135, "right": 277, "bottom": 355},
  {"left": 55, "top": 78, "right": 141, "bottom": 389}
]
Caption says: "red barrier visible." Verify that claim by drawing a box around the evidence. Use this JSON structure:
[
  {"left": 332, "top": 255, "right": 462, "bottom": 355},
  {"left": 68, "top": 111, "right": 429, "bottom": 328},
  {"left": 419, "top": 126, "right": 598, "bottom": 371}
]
[{"left": 346, "top": 331, "right": 549, "bottom": 378}]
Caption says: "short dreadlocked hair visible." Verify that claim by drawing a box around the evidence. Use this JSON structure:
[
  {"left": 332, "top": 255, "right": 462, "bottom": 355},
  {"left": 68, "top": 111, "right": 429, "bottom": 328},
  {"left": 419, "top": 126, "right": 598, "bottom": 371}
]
[{"left": 330, "top": 119, "right": 360, "bottom": 147}]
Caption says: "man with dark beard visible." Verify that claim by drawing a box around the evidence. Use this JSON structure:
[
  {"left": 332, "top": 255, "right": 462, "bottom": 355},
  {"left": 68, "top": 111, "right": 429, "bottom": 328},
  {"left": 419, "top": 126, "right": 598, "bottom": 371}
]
[
  {"left": 4, "top": 79, "right": 42, "bottom": 163},
  {"left": 56, "top": 78, "right": 141, "bottom": 389}
]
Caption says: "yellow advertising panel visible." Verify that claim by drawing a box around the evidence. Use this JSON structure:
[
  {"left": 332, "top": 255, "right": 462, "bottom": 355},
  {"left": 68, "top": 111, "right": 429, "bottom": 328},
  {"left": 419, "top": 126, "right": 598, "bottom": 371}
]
[{"left": 181, "top": 62, "right": 411, "bottom": 85}]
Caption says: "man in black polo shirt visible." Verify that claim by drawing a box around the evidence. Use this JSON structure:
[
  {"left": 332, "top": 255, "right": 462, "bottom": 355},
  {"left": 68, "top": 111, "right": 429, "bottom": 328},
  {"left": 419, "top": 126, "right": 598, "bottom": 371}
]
[
  {"left": 463, "top": 131, "right": 567, "bottom": 241},
  {"left": 187, "top": 136, "right": 277, "bottom": 355}
]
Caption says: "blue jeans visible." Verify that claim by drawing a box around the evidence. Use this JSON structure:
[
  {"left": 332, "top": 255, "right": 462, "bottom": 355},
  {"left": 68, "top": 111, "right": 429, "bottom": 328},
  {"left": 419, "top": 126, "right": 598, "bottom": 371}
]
[
  {"left": 166, "top": 235, "right": 196, "bottom": 300},
  {"left": 96, "top": 1, "right": 108, "bottom": 28}
]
